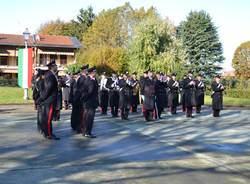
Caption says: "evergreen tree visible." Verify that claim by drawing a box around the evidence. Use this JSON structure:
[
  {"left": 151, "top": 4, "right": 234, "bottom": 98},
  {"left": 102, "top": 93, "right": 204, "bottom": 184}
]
[
  {"left": 178, "top": 10, "right": 224, "bottom": 78},
  {"left": 71, "top": 6, "right": 95, "bottom": 41}
]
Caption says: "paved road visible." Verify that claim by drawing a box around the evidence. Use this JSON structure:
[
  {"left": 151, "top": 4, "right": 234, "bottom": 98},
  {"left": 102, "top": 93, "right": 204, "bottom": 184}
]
[{"left": 0, "top": 105, "right": 250, "bottom": 184}]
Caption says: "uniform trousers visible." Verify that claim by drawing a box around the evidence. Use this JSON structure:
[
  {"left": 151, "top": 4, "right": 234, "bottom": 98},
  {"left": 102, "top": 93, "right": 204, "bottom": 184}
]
[
  {"left": 39, "top": 103, "right": 54, "bottom": 137},
  {"left": 82, "top": 108, "right": 96, "bottom": 135}
]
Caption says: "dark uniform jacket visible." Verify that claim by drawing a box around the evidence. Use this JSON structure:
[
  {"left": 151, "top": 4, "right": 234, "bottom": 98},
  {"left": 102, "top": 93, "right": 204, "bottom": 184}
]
[
  {"left": 82, "top": 76, "right": 99, "bottom": 109},
  {"left": 211, "top": 81, "right": 224, "bottom": 110},
  {"left": 39, "top": 70, "right": 58, "bottom": 105},
  {"left": 155, "top": 79, "right": 167, "bottom": 108},
  {"left": 69, "top": 78, "right": 76, "bottom": 104},
  {"left": 168, "top": 79, "right": 179, "bottom": 107},
  {"left": 130, "top": 78, "right": 140, "bottom": 105},
  {"left": 118, "top": 79, "right": 133, "bottom": 108},
  {"left": 179, "top": 79, "right": 185, "bottom": 106},
  {"left": 78, "top": 74, "right": 88, "bottom": 106},
  {"left": 183, "top": 77, "right": 196, "bottom": 107},
  {"left": 139, "top": 76, "right": 148, "bottom": 96},
  {"left": 106, "top": 77, "right": 120, "bottom": 107},
  {"left": 143, "top": 78, "right": 156, "bottom": 110},
  {"left": 33, "top": 78, "right": 44, "bottom": 102},
  {"left": 99, "top": 77, "right": 109, "bottom": 107},
  {"left": 195, "top": 80, "right": 205, "bottom": 106}
]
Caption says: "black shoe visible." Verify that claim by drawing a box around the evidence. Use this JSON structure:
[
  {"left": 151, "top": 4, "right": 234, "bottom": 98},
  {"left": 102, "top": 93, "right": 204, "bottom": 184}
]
[
  {"left": 46, "top": 135, "right": 60, "bottom": 140},
  {"left": 84, "top": 134, "right": 97, "bottom": 138},
  {"left": 76, "top": 130, "right": 82, "bottom": 134}
]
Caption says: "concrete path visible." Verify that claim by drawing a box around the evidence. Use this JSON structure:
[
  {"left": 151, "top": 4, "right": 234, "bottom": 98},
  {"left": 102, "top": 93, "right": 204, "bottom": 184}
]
[{"left": 0, "top": 105, "right": 250, "bottom": 184}]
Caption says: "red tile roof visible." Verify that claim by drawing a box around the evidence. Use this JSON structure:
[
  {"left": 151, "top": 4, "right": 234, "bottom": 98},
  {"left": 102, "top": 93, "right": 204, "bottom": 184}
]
[{"left": 0, "top": 33, "right": 81, "bottom": 48}]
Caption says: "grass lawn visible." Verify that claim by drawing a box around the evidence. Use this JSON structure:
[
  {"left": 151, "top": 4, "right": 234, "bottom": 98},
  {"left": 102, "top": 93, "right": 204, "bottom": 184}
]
[
  {"left": 205, "top": 95, "right": 250, "bottom": 107},
  {"left": 0, "top": 87, "right": 33, "bottom": 105},
  {"left": 0, "top": 87, "right": 250, "bottom": 107}
]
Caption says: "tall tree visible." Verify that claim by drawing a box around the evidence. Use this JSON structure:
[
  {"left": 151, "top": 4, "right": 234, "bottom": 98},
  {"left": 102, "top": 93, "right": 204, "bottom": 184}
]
[
  {"left": 128, "top": 16, "right": 186, "bottom": 77},
  {"left": 232, "top": 41, "right": 250, "bottom": 79},
  {"left": 78, "top": 3, "right": 158, "bottom": 73},
  {"left": 71, "top": 6, "right": 95, "bottom": 41},
  {"left": 37, "top": 7, "right": 95, "bottom": 40},
  {"left": 178, "top": 10, "right": 224, "bottom": 78}
]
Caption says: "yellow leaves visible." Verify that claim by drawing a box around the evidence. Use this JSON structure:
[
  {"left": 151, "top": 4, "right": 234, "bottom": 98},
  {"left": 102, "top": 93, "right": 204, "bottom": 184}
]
[
  {"left": 77, "top": 45, "right": 127, "bottom": 74},
  {"left": 232, "top": 41, "right": 250, "bottom": 79}
]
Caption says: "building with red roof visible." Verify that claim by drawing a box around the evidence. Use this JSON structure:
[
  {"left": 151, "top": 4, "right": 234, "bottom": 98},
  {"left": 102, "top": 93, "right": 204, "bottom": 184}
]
[{"left": 0, "top": 33, "right": 81, "bottom": 78}]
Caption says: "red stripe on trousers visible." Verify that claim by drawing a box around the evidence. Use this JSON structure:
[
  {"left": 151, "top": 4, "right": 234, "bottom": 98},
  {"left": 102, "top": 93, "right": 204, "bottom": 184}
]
[
  {"left": 47, "top": 105, "right": 53, "bottom": 136},
  {"left": 142, "top": 105, "right": 145, "bottom": 112}
]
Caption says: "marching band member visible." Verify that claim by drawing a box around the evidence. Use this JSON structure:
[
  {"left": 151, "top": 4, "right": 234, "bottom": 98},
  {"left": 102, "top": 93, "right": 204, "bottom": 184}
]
[
  {"left": 130, "top": 72, "right": 140, "bottom": 113},
  {"left": 211, "top": 75, "right": 224, "bottom": 117},
  {"left": 106, "top": 73, "right": 120, "bottom": 117},
  {"left": 33, "top": 69, "right": 45, "bottom": 134},
  {"left": 139, "top": 70, "right": 149, "bottom": 105},
  {"left": 82, "top": 67, "right": 99, "bottom": 138},
  {"left": 155, "top": 72, "right": 168, "bottom": 119},
  {"left": 195, "top": 74, "right": 206, "bottom": 113},
  {"left": 76, "top": 64, "right": 89, "bottom": 134},
  {"left": 183, "top": 71, "right": 196, "bottom": 118},
  {"left": 142, "top": 70, "right": 156, "bottom": 121},
  {"left": 36, "top": 60, "right": 60, "bottom": 140},
  {"left": 69, "top": 69, "right": 81, "bottom": 132},
  {"left": 179, "top": 76, "right": 186, "bottom": 112},
  {"left": 99, "top": 72, "right": 110, "bottom": 115},
  {"left": 168, "top": 73, "right": 179, "bottom": 115},
  {"left": 118, "top": 73, "right": 133, "bottom": 120}
]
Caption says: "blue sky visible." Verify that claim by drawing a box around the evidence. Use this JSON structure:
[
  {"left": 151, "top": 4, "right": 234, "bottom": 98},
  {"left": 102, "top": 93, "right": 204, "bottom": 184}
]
[{"left": 1, "top": 0, "right": 250, "bottom": 71}]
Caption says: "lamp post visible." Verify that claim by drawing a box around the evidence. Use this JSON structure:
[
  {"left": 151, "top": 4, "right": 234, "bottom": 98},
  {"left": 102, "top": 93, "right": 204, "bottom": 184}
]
[{"left": 23, "top": 28, "right": 30, "bottom": 100}]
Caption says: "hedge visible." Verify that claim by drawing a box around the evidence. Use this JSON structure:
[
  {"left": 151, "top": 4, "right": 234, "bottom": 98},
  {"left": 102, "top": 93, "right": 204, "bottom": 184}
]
[{"left": 0, "top": 77, "right": 18, "bottom": 87}]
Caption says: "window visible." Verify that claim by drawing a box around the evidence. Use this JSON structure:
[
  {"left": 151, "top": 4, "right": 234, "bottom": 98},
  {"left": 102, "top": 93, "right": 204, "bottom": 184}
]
[
  {"left": 50, "top": 55, "right": 57, "bottom": 61},
  {"left": 60, "top": 55, "right": 67, "bottom": 65},
  {"left": 39, "top": 54, "right": 47, "bottom": 66},
  {"left": 0, "top": 56, "right": 8, "bottom": 65}
]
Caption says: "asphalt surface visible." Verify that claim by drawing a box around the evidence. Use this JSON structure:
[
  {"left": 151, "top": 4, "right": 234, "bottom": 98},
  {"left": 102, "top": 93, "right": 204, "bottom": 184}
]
[{"left": 0, "top": 105, "right": 250, "bottom": 184}]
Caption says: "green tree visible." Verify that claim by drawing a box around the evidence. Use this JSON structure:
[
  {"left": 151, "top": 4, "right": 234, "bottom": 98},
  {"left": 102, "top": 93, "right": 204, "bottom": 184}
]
[
  {"left": 78, "top": 3, "right": 157, "bottom": 73},
  {"left": 65, "top": 63, "right": 82, "bottom": 74},
  {"left": 178, "top": 10, "right": 224, "bottom": 78},
  {"left": 37, "top": 7, "right": 95, "bottom": 40},
  {"left": 128, "top": 16, "right": 186, "bottom": 77},
  {"left": 232, "top": 41, "right": 250, "bottom": 79},
  {"left": 71, "top": 6, "right": 95, "bottom": 41},
  {"left": 78, "top": 45, "right": 128, "bottom": 74}
]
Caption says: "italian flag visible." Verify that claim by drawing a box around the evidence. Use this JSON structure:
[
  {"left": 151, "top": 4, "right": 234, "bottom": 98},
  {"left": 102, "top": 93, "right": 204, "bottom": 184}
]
[{"left": 18, "top": 48, "right": 33, "bottom": 88}]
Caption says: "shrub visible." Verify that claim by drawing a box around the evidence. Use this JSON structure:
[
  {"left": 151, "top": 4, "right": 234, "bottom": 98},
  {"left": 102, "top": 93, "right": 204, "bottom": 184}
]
[
  {"left": 224, "top": 88, "right": 250, "bottom": 99},
  {"left": 0, "top": 76, "right": 18, "bottom": 87}
]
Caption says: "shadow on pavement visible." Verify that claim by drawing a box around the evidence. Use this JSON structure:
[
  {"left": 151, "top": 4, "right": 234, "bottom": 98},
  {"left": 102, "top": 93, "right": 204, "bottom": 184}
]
[{"left": 0, "top": 107, "right": 249, "bottom": 183}]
